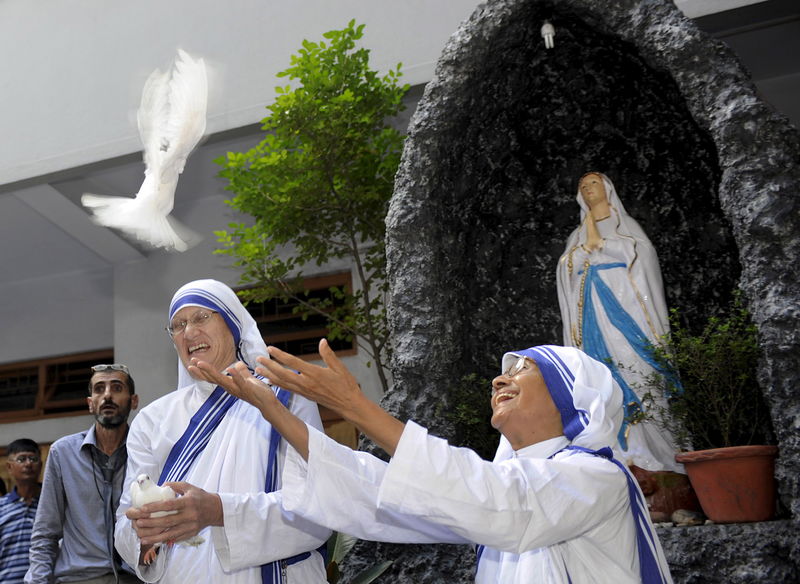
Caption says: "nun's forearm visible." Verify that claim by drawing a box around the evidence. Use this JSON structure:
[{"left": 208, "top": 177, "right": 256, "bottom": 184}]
[
  {"left": 341, "top": 394, "right": 406, "bottom": 457},
  {"left": 258, "top": 399, "right": 310, "bottom": 460}
]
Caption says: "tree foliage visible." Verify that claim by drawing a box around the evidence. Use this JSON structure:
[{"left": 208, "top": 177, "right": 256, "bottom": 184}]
[{"left": 215, "top": 21, "right": 408, "bottom": 392}]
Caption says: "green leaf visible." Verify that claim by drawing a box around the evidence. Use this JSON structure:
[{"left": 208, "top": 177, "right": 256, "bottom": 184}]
[
  {"left": 327, "top": 531, "right": 358, "bottom": 564},
  {"left": 214, "top": 21, "right": 404, "bottom": 395}
]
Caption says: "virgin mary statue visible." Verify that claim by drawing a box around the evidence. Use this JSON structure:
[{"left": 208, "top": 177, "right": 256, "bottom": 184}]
[{"left": 557, "top": 172, "right": 682, "bottom": 473}]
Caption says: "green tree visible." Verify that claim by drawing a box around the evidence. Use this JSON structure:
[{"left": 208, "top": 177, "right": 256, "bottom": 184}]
[{"left": 215, "top": 21, "right": 408, "bottom": 393}]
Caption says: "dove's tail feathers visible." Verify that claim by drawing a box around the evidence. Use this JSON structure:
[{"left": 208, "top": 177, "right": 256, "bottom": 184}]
[
  {"left": 81, "top": 192, "right": 198, "bottom": 253},
  {"left": 81, "top": 193, "right": 140, "bottom": 219},
  {"left": 165, "top": 214, "right": 203, "bottom": 251}
]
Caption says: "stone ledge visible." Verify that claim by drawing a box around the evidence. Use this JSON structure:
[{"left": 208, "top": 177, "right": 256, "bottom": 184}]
[{"left": 657, "top": 519, "right": 799, "bottom": 583}]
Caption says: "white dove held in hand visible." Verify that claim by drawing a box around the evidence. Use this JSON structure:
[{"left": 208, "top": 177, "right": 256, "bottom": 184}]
[
  {"left": 130, "top": 473, "right": 204, "bottom": 564},
  {"left": 81, "top": 49, "right": 207, "bottom": 252}
]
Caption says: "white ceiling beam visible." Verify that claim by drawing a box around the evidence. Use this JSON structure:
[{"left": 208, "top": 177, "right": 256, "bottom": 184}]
[
  {"left": 13, "top": 183, "right": 144, "bottom": 264},
  {"left": 674, "top": 0, "right": 769, "bottom": 19}
]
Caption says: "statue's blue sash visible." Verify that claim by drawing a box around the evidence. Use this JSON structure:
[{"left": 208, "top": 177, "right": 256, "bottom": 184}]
[{"left": 579, "top": 262, "right": 680, "bottom": 448}]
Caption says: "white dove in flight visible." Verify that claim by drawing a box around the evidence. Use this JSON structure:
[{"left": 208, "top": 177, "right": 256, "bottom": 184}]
[
  {"left": 81, "top": 49, "right": 207, "bottom": 252},
  {"left": 130, "top": 473, "right": 204, "bottom": 564}
]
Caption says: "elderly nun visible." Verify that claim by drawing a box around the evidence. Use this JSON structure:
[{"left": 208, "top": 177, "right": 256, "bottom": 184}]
[{"left": 114, "top": 279, "right": 330, "bottom": 584}]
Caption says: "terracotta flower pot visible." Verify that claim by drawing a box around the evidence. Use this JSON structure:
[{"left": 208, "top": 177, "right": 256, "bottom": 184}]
[{"left": 675, "top": 445, "right": 778, "bottom": 523}]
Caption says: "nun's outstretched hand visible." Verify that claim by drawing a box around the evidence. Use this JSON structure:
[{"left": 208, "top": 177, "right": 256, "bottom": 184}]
[
  {"left": 189, "top": 359, "right": 280, "bottom": 414},
  {"left": 258, "top": 339, "right": 405, "bottom": 456},
  {"left": 257, "top": 339, "right": 367, "bottom": 419},
  {"left": 189, "top": 358, "right": 310, "bottom": 458}
]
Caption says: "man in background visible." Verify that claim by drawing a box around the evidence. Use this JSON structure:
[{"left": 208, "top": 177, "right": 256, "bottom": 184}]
[
  {"left": 26, "top": 364, "right": 140, "bottom": 584},
  {"left": 0, "top": 438, "right": 42, "bottom": 584}
]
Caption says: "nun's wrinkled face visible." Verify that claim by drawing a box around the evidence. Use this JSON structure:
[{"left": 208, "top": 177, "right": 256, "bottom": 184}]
[
  {"left": 579, "top": 173, "right": 607, "bottom": 207},
  {"left": 171, "top": 305, "right": 237, "bottom": 376},
  {"left": 490, "top": 357, "right": 564, "bottom": 450}
]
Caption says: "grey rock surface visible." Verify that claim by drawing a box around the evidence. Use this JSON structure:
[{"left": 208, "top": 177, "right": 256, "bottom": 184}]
[
  {"left": 344, "top": 0, "right": 800, "bottom": 582},
  {"left": 657, "top": 521, "right": 799, "bottom": 582}
]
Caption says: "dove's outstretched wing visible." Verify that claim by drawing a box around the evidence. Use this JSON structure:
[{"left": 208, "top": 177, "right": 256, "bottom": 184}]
[
  {"left": 158, "top": 49, "right": 207, "bottom": 184},
  {"left": 81, "top": 50, "right": 207, "bottom": 252}
]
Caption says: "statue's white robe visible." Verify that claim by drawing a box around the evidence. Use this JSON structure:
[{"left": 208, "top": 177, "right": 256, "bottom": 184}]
[{"left": 557, "top": 175, "right": 682, "bottom": 473}]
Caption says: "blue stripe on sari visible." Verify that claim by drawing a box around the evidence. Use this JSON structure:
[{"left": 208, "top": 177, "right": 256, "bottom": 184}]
[
  {"left": 159, "top": 386, "right": 237, "bottom": 485},
  {"left": 520, "top": 347, "right": 589, "bottom": 440}
]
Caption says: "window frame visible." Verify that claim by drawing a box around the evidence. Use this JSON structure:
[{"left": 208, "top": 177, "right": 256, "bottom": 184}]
[
  {"left": 240, "top": 271, "right": 358, "bottom": 361},
  {"left": 0, "top": 348, "right": 113, "bottom": 424}
]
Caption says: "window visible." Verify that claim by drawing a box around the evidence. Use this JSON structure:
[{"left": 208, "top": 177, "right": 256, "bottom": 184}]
[
  {"left": 0, "top": 349, "right": 113, "bottom": 423},
  {"left": 241, "top": 272, "right": 356, "bottom": 359}
]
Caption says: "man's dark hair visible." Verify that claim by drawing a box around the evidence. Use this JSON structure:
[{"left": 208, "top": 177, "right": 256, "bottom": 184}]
[
  {"left": 88, "top": 366, "right": 136, "bottom": 395},
  {"left": 7, "top": 438, "right": 40, "bottom": 457}
]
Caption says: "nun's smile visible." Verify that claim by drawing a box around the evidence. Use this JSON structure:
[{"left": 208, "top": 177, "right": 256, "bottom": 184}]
[
  {"left": 489, "top": 356, "right": 563, "bottom": 450},
  {"left": 170, "top": 306, "right": 237, "bottom": 376}
]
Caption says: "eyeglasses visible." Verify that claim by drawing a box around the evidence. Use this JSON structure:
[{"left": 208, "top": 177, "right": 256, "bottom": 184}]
[
  {"left": 502, "top": 356, "right": 532, "bottom": 378},
  {"left": 166, "top": 310, "right": 217, "bottom": 336},
  {"left": 11, "top": 455, "right": 40, "bottom": 464},
  {"left": 91, "top": 364, "right": 130, "bottom": 376}
]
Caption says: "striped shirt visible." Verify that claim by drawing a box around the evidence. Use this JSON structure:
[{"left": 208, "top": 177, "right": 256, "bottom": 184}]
[{"left": 0, "top": 488, "right": 39, "bottom": 584}]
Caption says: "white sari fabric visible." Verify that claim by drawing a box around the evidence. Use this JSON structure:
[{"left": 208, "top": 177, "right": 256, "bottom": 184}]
[
  {"left": 556, "top": 174, "right": 682, "bottom": 473},
  {"left": 115, "top": 279, "right": 329, "bottom": 584},
  {"left": 282, "top": 346, "right": 673, "bottom": 583}
]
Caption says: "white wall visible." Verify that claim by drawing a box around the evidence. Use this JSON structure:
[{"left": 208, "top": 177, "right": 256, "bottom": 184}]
[{"left": 0, "top": 269, "right": 113, "bottom": 364}]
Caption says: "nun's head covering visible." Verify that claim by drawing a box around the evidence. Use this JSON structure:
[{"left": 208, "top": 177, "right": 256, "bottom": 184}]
[
  {"left": 168, "top": 279, "right": 267, "bottom": 389},
  {"left": 494, "top": 345, "right": 623, "bottom": 460}
]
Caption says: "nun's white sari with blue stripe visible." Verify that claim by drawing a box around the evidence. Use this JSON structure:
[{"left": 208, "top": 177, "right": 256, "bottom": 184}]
[
  {"left": 282, "top": 346, "right": 673, "bottom": 583},
  {"left": 115, "top": 280, "right": 329, "bottom": 584},
  {"left": 557, "top": 173, "right": 682, "bottom": 474}
]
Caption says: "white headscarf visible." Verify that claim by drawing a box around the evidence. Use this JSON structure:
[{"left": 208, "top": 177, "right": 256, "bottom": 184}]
[
  {"left": 168, "top": 279, "right": 268, "bottom": 389},
  {"left": 493, "top": 345, "right": 623, "bottom": 461}
]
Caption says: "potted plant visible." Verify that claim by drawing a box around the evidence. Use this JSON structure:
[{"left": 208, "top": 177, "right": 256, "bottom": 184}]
[{"left": 646, "top": 292, "right": 778, "bottom": 523}]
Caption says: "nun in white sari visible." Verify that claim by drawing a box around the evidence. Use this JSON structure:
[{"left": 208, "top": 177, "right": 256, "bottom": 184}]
[
  {"left": 557, "top": 173, "right": 682, "bottom": 473},
  {"left": 114, "top": 279, "right": 329, "bottom": 584},
  {"left": 194, "top": 342, "right": 674, "bottom": 584}
]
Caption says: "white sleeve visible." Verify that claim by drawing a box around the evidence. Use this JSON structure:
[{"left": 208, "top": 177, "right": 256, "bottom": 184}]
[
  {"left": 211, "top": 393, "right": 331, "bottom": 570},
  {"left": 114, "top": 409, "right": 167, "bottom": 583},
  {"left": 212, "top": 489, "right": 330, "bottom": 570},
  {"left": 282, "top": 424, "right": 469, "bottom": 544},
  {"left": 379, "top": 421, "right": 629, "bottom": 554}
]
